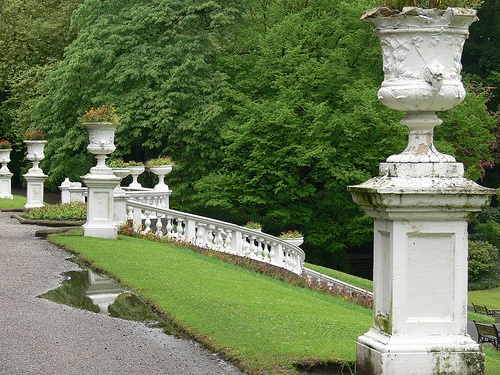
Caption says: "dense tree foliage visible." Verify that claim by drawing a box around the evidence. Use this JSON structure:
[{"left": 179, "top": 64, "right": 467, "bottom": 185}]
[{"left": 1, "top": 0, "right": 499, "bottom": 271}]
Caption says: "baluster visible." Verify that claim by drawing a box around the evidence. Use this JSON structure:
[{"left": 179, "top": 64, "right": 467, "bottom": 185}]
[
  {"left": 196, "top": 224, "right": 206, "bottom": 246},
  {"left": 215, "top": 227, "right": 224, "bottom": 250},
  {"left": 166, "top": 216, "right": 174, "bottom": 237},
  {"left": 269, "top": 242, "right": 276, "bottom": 264},
  {"left": 242, "top": 234, "right": 250, "bottom": 256},
  {"left": 224, "top": 229, "right": 233, "bottom": 253},
  {"left": 249, "top": 234, "right": 257, "bottom": 259},
  {"left": 155, "top": 213, "right": 163, "bottom": 237},
  {"left": 262, "top": 240, "right": 270, "bottom": 262},
  {"left": 176, "top": 218, "right": 185, "bottom": 240},
  {"left": 207, "top": 225, "right": 214, "bottom": 246},
  {"left": 143, "top": 210, "right": 152, "bottom": 233}
]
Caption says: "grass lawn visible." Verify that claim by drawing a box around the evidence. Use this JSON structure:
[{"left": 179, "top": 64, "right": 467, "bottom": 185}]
[
  {"left": 47, "top": 232, "right": 500, "bottom": 374},
  {"left": 0, "top": 194, "right": 26, "bottom": 210},
  {"left": 469, "top": 287, "right": 500, "bottom": 310},
  {"left": 49, "top": 233, "right": 372, "bottom": 375}
]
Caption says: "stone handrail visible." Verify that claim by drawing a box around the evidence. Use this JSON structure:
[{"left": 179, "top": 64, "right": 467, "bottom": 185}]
[
  {"left": 302, "top": 267, "right": 373, "bottom": 301},
  {"left": 125, "top": 199, "right": 305, "bottom": 275}
]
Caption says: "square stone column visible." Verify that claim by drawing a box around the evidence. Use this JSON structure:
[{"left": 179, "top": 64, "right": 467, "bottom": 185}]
[
  {"left": 349, "top": 162, "right": 495, "bottom": 375},
  {"left": 82, "top": 173, "right": 120, "bottom": 239},
  {"left": 24, "top": 172, "right": 48, "bottom": 209},
  {"left": 0, "top": 170, "right": 13, "bottom": 199}
]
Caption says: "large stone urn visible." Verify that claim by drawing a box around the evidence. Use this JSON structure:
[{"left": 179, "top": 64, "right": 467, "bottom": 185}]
[
  {"left": 349, "top": 7, "right": 494, "bottom": 375},
  {"left": 84, "top": 122, "right": 117, "bottom": 175},
  {"left": 0, "top": 148, "right": 13, "bottom": 199},
  {"left": 82, "top": 122, "right": 120, "bottom": 239}
]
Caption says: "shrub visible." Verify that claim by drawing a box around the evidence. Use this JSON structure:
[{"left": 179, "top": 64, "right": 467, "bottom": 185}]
[
  {"left": 22, "top": 202, "right": 87, "bottom": 221},
  {"left": 468, "top": 240, "right": 499, "bottom": 285}
]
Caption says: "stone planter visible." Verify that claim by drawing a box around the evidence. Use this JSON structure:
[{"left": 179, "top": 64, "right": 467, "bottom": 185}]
[
  {"left": 84, "top": 122, "right": 117, "bottom": 175},
  {"left": 0, "top": 149, "right": 12, "bottom": 172},
  {"left": 128, "top": 166, "right": 145, "bottom": 189},
  {"left": 149, "top": 165, "right": 173, "bottom": 191},
  {"left": 281, "top": 237, "right": 304, "bottom": 247},
  {"left": 111, "top": 167, "right": 130, "bottom": 192},
  {"left": 362, "top": 7, "right": 478, "bottom": 163},
  {"left": 24, "top": 140, "right": 47, "bottom": 174}
]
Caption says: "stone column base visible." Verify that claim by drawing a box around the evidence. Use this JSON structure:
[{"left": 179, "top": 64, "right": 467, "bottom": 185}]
[
  {"left": 82, "top": 173, "right": 120, "bottom": 239},
  {"left": 0, "top": 172, "right": 13, "bottom": 199},
  {"left": 357, "top": 329, "right": 484, "bottom": 375},
  {"left": 24, "top": 173, "right": 47, "bottom": 209}
]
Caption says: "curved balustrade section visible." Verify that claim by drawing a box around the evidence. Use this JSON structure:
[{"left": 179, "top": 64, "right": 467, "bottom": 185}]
[{"left": 125, "top": 199, "right": 305, "bottom": 275}]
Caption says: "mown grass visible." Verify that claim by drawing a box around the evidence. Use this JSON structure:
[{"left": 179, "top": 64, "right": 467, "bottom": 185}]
[
  {"left": 0, "top": 195, "right": 26, "bottom": 210},
  {"left": 48, "top": 233, "right": 371, "bottom": 375},
  {"left": 469, "top": 287, "right": 500, "bottom": 309},
  {"left": 47, "top": 233, "right": 500, "bottom": 374}
]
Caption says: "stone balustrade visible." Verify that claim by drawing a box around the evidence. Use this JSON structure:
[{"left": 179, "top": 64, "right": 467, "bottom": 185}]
[{"left": 125, "top": 199, "right": 305, "bottom": 275}]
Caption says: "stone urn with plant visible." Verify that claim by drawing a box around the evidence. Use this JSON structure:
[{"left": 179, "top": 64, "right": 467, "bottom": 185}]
[
  {"left": 279, "top": 230, "right": 304, "bottom": 247},
  {"left": 23, "top": 129, "right": 47, "bottom": 174},
  {"left": 79, "top": 105, "right": 120, "bottom": 175},
  {"left": 107, "top": 159, "right": 131, "bottom": 192},
  {"left": 0, "top": 139, "right": 13, "bottom": 199},
  {"left": 0, "top": 139, "right": 12, "bottom": 172},
  {"left": 146, "top": 157, "right": 174, "bottom": 191},
  {"left": 127, "top": 161, "right": 145, "bottom": 189},
  {"left": 351, "top": 1, "right": 490, "bottom": 375}
]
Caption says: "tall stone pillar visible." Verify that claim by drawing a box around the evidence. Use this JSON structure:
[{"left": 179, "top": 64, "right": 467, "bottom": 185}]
[
  {"left": 349, "top": 163, "right": 494, "bottom": 374},
  {"left": 350, "top": 7, "right": 496, "bottom": 374}
]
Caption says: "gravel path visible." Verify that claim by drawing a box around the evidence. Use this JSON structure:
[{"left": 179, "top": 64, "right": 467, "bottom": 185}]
[{"left": 0, "top": 211, "right": 245, "bottom": 375}]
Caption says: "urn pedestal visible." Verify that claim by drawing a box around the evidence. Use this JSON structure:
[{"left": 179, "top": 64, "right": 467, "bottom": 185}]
[
  {"left": 350, "top": 7, "right": 494, "bottom": 374},
  {"left": 23, "top": 141, "right": 48, "bottom": 209}
]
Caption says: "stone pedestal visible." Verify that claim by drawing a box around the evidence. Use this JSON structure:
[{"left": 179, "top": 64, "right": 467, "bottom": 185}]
[
  {"left": 82, "top": 173, "right": 120, "bottom": 239},
  {"left": 24, "top": 172, "right": 48, "bottom": 209},
  {"left": 349, "top": 163, "right": 494, "bottom": 375},
  {"left": 0, "top": 171, "right": 13, "bottom": 199}
]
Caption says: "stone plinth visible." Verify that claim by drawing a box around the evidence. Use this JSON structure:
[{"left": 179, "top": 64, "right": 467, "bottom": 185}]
[
  {"left": 349, "top": 162, "right": 494, "bottom": 375},
  {"left": 82, "top": 173, "right": 120, "bottom": 239},
  {"left": 0, "top": 170, "right": 13, "bottom": 199},
  {"left": 24, "top": 172, "right": 48, "bottom": 209}
]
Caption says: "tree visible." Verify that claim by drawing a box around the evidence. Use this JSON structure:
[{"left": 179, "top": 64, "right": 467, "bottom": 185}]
[{"left": 25, "top": 0, "right": 240, "bottom": 190}]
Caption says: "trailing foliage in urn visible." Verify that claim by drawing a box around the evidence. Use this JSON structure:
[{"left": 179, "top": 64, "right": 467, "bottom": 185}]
[
  {"left": 78, "top": 105, "right": 120, "bottom": 124},
  {"left": 23, "top": 129, "right": 45, "bottom": 140},
  {"left": 0, "top": 139, "right": 12, "bottom": 149}
]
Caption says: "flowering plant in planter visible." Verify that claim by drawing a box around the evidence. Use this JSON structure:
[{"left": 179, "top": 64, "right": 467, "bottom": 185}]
[
  {"left": 0, "top": 139, "right": 12, "bottom": 149},
  {"left": 245, "top": 221, "right": 262, "bottom": 230},
  {"left": 127, "top": 160, "right": 144, "bottom": 166},
  {"left": 23, "top": 129, "right": 46, "bottom": 140},
  {"left": 78, "top": 105, "right": 120, "bottom": 124},
  {"left": 279, "top": 230, "right": 304, "bottom": 239},
  {"left": 375, "top": 0, "right": 481, "bottom": 9},
  {"left": 107, "top": 159, "right": 130, "bottom": 168},
  {"left": 146, "top": 157, "right": 175, "bottom": 168}
]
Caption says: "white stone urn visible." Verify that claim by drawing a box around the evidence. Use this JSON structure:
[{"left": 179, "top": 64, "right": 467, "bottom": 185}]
[
  {"left": 149, "top": 165, "right": 172, "bottom": 191},
  {"left": 111, "top": 167, "right": 130, "bottom": 192},
  {"left": 281, "top": 237, "right": 304, "bottom": 247},
  {"left": 0, "top": 149, "right": 11, "bottom": 172},
  {"left": 362, "top": 7, "right": 478, "bottom": 163},
  {"left": 84, "top": 122, "right": 117, "bottom": 175},
  {"left": 24, "top": 140, "right": 47, "bottom": 174},
  {"left": 128, "top": 165, "right": 145, "bottom": 189}
]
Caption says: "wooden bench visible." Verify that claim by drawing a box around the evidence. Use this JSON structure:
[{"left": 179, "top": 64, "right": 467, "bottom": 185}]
[
  {"left": 472, "top": 303, "right": 499, "bottom": 317},
  {"left": 473, "top": 320, "right": 500, "bottom": 350}
]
